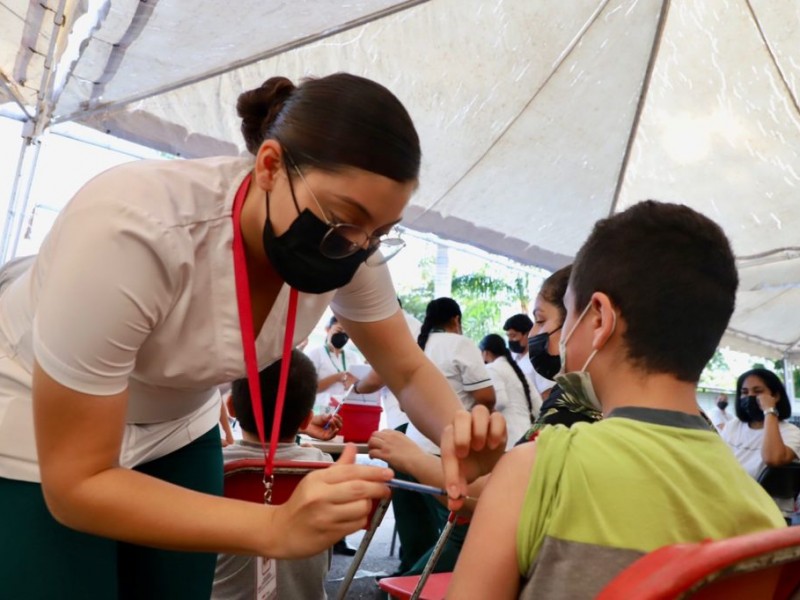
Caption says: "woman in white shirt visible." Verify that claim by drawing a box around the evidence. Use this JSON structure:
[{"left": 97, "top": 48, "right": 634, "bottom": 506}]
[
  {"left": 479, "top": 333, "right": 534, "bottom": 448},
  {"left": 0, "top": 74, "right": 503, "bottom": 598},
  {"left": 722, "top": 368, "right": 800, "bottom": 479}
]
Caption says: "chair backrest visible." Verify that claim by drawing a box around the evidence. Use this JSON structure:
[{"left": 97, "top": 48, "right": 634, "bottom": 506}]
[
  {"left": 597, "top": 526, "right": 800, "bottom": 600},
  {"left": 224, "top": 458, "right": 332, "bottom": 505},
  {"left": 223, "top": 457, "right": 380, "bottom": 524},
  {"left": 758, "top": 464, "right": 800, "bottom": 501}
]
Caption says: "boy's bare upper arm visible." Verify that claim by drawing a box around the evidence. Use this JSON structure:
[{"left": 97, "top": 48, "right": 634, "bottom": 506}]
[{"left": 447, "top": 441, "right": 538, "bottom": 600}]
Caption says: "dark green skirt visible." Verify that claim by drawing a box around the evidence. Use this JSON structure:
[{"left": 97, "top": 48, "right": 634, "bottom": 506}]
[{"left": 0, "top": 426, "right": 222, "bottom": 599}]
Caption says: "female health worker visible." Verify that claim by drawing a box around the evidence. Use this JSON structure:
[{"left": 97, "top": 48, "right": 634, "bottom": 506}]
[{"left": 0, "top": 73, "right": 504, "bottom": 597}]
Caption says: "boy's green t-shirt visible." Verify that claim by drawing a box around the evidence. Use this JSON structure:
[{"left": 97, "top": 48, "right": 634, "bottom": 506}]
[{"left": 516, "top": 407, "right": 785, "bottom": 599}]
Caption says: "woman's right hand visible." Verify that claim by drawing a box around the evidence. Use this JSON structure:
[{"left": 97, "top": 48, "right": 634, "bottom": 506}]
[
  {"left": 266, "top": 445, "right": 393, "bottom": 558},
  {"left": 440, "top": 405, "right": 507, "bottom": 511}
]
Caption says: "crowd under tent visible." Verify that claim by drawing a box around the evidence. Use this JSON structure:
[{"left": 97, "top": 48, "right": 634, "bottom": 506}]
[{"left": 1, "top": 0, "right": 799, "bottom": 375}]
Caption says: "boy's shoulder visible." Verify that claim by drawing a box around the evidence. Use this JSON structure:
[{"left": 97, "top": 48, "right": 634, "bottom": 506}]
[{"left": 222, "top": 442, "right": 333, "bottom": 464}]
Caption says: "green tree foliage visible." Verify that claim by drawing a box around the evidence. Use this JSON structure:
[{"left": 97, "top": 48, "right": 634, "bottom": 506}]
[
  {"left": 773, "top": 359, "right": 800, "bottom": 396},
  {"left": 451, "top": 273, "right": 516, "bottom": 341}
]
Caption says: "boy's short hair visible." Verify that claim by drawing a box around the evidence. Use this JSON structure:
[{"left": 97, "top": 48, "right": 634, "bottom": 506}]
[
  {"left": 503, "top": 314, "right": 533, "bottom": 334},
  {"left": 231, "top": 350, "right": 319, "bottom": 439},
  {"left": 570, "top": 200, "right": 738, "bottom": 382}
]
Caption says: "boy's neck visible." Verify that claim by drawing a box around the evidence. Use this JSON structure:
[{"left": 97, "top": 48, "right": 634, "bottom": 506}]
[
  {"left": 240, "top": 430, "right": 296, "bottom": 445},
  {"left": 594, "top": 364, "right": 701, "bottom": 416}
]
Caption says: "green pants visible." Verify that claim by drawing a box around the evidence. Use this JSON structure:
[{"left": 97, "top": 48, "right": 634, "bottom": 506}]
[
  {"left": 391, "top": 469, "right": 470, "bottom": 576},
  {"left": 0, "top": 426, "right": 223, "bottom": 599}
]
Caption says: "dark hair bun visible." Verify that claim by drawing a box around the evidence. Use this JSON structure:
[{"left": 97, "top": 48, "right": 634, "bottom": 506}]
[{"left": 237, "top": 77, "right": 296, "bottom": 154}]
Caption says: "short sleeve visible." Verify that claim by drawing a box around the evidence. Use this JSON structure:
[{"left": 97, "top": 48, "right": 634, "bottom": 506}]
[
  {"left": 454, "top": 337, "right": 492, "bottom": 391},
  {"left": 33, "top": 201, "right": 180, "bottom": 396},
  {"left": 780, "top": 422, "right": 800, "bottom": 459},
  {"left": 330, "top": 262, "right": 399, "bottom": 322}
]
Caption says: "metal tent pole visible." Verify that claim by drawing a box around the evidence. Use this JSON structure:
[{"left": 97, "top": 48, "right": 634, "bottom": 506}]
[{"left": 0, "top": 127, "right": 41, "bottom": 263}]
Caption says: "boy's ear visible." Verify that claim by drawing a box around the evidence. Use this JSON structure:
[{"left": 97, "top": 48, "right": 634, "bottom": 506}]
[
  {"left": 225, "top": 394, "right": 236, "bottom": 419},
  {"left": 590, "top": 292, "right": 619, "bottom": 351},
  {"left": 299, "top": 411, "right": 313, "bottom": 431}
]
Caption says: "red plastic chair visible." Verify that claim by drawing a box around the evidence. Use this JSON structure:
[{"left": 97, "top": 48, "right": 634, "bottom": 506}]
[
  {"left": 597, "top": 526, "right": 800, "bottom": 599},
  {"left": 379, "top": 512, "right": 468, "bottom": 600},
  {"left": 378, "top": 572, "right": 452, "bottom": 600},
  {"left": 223, "top": 458, "right": 389, "bottom": 600}
]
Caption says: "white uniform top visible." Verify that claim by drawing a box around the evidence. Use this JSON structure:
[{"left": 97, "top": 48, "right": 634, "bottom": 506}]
[
  {"left": 0, "top": 156, "right": 398, "bottom": 482},
  {"left": 709, "top": 406, "right": 733, "bottom": 431},
  {"left": 304, "top": 344, "right": 362, "bottom": 412},
  {"left": 721, "top": 418, "right": 800, "bottom": 478},
  {"left": 514, "top": 351, "right": 543, "bottom": 418},
  {"left": 405, "top": 331, "right": 492, "bottom": 454},
  {"left": 486, "top": 356, "right": 532, "bottom": 449}
]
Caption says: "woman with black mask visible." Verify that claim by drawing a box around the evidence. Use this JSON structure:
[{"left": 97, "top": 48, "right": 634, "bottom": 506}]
[
  {"left": 0, "top": 73, "right": 503, "bottom": 598},
  {"left": 722, "top": 368, "right": 800, "bottom": 481},
  {"left": 519, "top": 264, "right": 602, "bottom": 443}
]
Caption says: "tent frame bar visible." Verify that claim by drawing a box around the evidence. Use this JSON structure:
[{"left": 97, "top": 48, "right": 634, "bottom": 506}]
[
  {"left": 608, "top": 0, "right": 671, "bottom": 217},
  {"left": 53, "top": 0, "right": 431, "bottom": 125},
  {"left": 0, "top": 70, "right": 32, "bottom": 119}
]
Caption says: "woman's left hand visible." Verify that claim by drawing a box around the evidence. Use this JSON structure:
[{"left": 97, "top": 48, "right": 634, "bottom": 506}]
[
  {"left": 757, "top": 393, "right": 778, "bottom": 412},
  {"left": 301, "top": 413, "right": 343, "bottom": 440}
]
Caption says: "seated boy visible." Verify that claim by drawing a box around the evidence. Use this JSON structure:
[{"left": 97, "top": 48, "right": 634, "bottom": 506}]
[
  {"left": 448, "top": 200, "right": 786, "bottom": 599},
  {"left": 212, "top": 350, "right": 332, "bottom": 600}
]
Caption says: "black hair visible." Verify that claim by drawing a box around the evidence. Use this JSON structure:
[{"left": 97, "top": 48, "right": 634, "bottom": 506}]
[
  {"left": 231, "top": 350, "right": 318, "bottom": 440},
  {"left": 570, "top": 200, "right": 738, "bottom": 382},
  {"left": 237, "top": 73, "right": 420, "bottom": 182},
  {"left": 539, "top": 265, "right": 572, "bottom": 323},
  {"left": 418, "top": 297, "right": 462, "bottom": 350},
  {"left": 734, "top": 368, "right": 792, "bottom": 422},
  {"left": 479, "top": 333, "right": 533, "bottom": 421},
  {"left": 327, "top": 315, "right": 338, "bottom": 328},
  {"left": 503, "top": 314, "right": 533, "bottom": 334}
]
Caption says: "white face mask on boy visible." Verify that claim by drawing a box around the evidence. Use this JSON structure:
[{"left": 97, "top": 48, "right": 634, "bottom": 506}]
[{"left": 555, "top": 300, "right": 617, "bottom": 412}]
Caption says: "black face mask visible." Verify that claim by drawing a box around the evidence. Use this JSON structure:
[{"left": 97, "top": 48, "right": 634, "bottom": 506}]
[
  {"left": 262, "top": 195, "right": 370, "bottom": 294},
  {"left": 527, "top": 328, "right": 562, "bottom": 380},
  {"left": 330, "top": 332, "right": 349, "bottom": 349},
  {"left": 740, "top": 395, "right": 763, "bottom": 422},
  {"left": 508, "top": 339, "right": 525, "bottom": 354},
  {"left": 717, "top": 400, "right": 728, "bottom": 410}
]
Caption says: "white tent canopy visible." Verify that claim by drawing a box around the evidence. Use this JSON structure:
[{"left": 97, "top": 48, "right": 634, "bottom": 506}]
[{"left": 1, "top": 0, "right": 799, "bottom": 361}]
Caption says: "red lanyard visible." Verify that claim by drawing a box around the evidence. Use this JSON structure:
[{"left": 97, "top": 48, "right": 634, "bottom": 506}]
[{"left": 232, "top": 173, "right": 298, "bottom": 481}]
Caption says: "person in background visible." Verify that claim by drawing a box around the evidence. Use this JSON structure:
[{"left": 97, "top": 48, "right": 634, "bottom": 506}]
[
  {"left": 352, "top": 298, "right": 421, "bottom": 432},
  {"left": 503, "top": 314, "right": 537, "bottom": 389},
  {"left": 449, "top": 200, "right": 786, "bottom": 600},
  {"left": 212, "top": 351, "right": 336, "bottom": 600},
  {"left": 709, "top": 392, "right": 732, "bottom": 432},
  {"left": 305, "top": 315, "right": 362, "bottom": 414},
  {"left": 722, "top": 369, "right": 800, "bottom": 479},
  {"left": 479, "top": 333, "right": 534, "bottom": 448}
]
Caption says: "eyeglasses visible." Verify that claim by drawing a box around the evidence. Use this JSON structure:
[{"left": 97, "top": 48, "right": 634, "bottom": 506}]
[{"left": 286, "top": 156, "right": 406, "bottom": 266}]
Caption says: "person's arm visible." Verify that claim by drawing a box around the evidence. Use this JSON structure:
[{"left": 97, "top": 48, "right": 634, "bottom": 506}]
[
  {"left": 353, "top": 368, "right": 385, "bottom": 395},
  {"left": 33, "top": 362, "right": 392, "bottom": 558},
  {"left": 447, "top": 442, "right": 537, "bottom": 599},
  {"left": 367, "top": 429, "right": 488, "bottom": 513},
  {"left": 317, "top": 371, "right": 357, "bottom": 392},
  {"left": 219, "top": 400, "right": 235, "bottom": 447},
  {"left": 759, "top": 397, "right": 797, "bottom": 466},
  {"left": 338, "top": 310, "right": 462, "bottom": 445},
  {"left": 471, "top": 385, "right": 496, "bottom": 410},
  {"left": 337, "top": 300, "right": 505, "bottom": 503}
]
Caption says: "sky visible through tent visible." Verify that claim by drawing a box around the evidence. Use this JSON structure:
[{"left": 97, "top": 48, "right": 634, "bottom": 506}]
[{"left": 0, "top": 115, "right": 785, "bottom": 401}]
